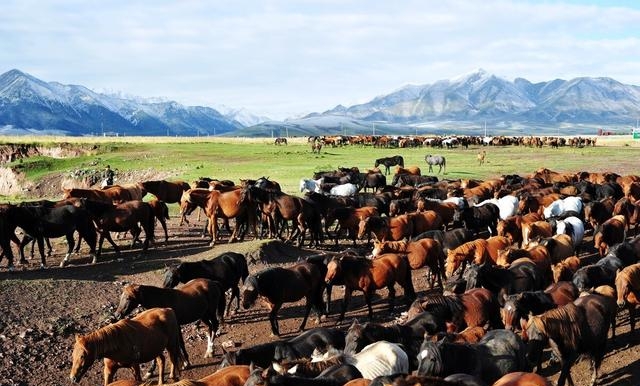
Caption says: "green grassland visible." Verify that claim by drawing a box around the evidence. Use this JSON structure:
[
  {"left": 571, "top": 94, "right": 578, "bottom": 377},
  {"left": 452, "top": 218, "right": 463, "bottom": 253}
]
[{"left": 3, "top": 136, "right": 639, "bottom": 204}]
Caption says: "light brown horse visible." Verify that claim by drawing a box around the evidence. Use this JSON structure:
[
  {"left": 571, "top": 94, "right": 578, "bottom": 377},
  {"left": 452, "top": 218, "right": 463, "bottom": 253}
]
[
  {"left": 394, "top": 165, "right": 421, "bottom": 175},
  {"left": 496, "top": 246, "right": 551, "bottom": 281},
  {"left": 518, "top": 194, "right": 563, "bottom": 215},
  {"left": 70, "top": 308, "right": 184, "bottom": 386},
  {"left": 106, "top": 366, "right": 250, "bottom": 386},
  {"left": 551, "top": 256, "right": 581, "bottom": 283},
  {"left": 407, "top": 210, "right": 444, "bottom": 236},
  {"left": 372, "top": 238, "right": 446, "bottom": 288},
  {"left": 594, "top": 215, "right": 626, "bottom": 256},
  {"left": 446, "top": 239, "right": 490, "bottom": 277},
  {"left": 477, "top": 150, "right": 486, "bottom": 166},
  {"left": 325, "top": 253, "right": 416, "bottom": 321},
  {"left": 63, "top": 187, "right": 132, "bottom": 204},
  {"left": 497, "top": 213, "right": 543, "bottom": 247},
  {"left": 416, "top": 199, "right": 458, "bottom": 229},
  {"left": 357, "top": 214, "right": 413, "bottom": 242},
  {"left": 140, "top": 180, "right": 191, "bottom": 204},
  {"left": 114, "top": 279, "right": 225, "bottom": 362},
  {"left": 615, "top": 263, "right": 640, "bottom": 333},
  {"left": 521, "top": 221, "right": 553, "bottom": 248},
  {"left": 492, "top": 372, "right": 552, "bottom": 386}
]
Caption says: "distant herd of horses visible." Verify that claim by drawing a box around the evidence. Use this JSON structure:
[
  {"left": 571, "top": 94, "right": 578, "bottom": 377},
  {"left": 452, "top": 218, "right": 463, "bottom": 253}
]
[
  {"left": 302, "top": 134, "right": 597, "bottom": 149},
  {"left": 3, "top": 157, "right": 640, "bottom": 386}
]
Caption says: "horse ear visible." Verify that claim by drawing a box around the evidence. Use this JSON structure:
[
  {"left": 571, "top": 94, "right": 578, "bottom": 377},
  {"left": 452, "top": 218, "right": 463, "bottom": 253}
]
[
  {"left": 261, "top": 367, "right": 270, "bottom": 378},
  {"left": 272, "top": 361, "right": 284, "bottom": 374},
  {"left": 502, "top": 293, "right": 508, "bottom": 302},
  {"left": 287, "top": 364, "right": 298, "bottom": 375},
  {"left": 351, "top": 318, "right": 359, "bottom": 327},
  {"left": 221, "top": 345, "right": 228, "bottom": 354},
  {"left": 520, "top": 317, "right": 528, "bottom": 331}
]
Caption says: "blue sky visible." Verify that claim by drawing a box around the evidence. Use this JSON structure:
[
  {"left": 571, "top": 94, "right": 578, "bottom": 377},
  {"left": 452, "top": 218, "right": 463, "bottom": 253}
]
[{"left": 1, "top": 0, "right": 639, "bottom": 119}]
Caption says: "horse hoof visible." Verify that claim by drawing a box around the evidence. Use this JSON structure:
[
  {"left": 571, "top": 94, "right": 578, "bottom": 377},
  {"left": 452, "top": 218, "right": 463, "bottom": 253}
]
[
  {"left": 91, "top": 256, "right": 98, "bottom": 264},
  {"left": 204, "top": 351, "right": 214, "bottom": 359},
  {"left": 7, "top": 265, "right": 15, "bottom": 272},
  {"left": 59, "top": 260, "right": 68, "bottom": 268},
  {"left": 39, "top": 264, "right": 46, "bottom": 270}
]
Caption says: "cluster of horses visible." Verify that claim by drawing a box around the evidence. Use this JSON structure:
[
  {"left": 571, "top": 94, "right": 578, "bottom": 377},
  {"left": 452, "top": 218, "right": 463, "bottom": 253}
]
[
  {"left": 303, "top": 134, "right": 597, "bottom": 149},
  {"left": 52, "top": 162, "right": 640, "bottom": 386}
]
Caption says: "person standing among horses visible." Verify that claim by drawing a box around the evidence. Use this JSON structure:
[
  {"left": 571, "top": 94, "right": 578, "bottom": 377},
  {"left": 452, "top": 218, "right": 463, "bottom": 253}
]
[{"left": 102, "top": 165, "right": 115, "bottom": 187}]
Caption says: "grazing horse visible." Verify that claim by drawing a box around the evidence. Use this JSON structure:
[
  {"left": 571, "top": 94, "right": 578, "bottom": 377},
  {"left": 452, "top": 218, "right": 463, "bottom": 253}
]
[
  {"left": 500, "top": 281, "right": 579, "bottom": 331},
  {"left": 163, "top": 252, "right": 249, "bottom": 316},
  {"left": 425, "top": 155, "right": 446, "bottom": 174},
  {"left": 357, "top": 215, "right": 413, "bottom": 243},
  {"left": 69, "top": 308, "right": 184, "bottom": 386},
  {"left": 114, "top": 279, "right": 225, "bottom": 361},
  {"left": 374, "top": 155, "right": 405, "bottom": 175},
  {"left": 140, "top": 180, "right": 191, "bottom": 204},
  {"left": 521, "top": 299, "right": 613, "bottom": 386},
  {"left": 521, "top": 221, "right": 552, "bottom": 249},
  {"left": 2, "top": 203, "right": 97, "bottom": 268},
  {"left": 446, "top": 239, "right": 491, "bottom": 277},
  {"left": 551, "top": 256, "right": 582, "bottom": 283},
  {"left": 241, "top": 262, "right": 324, "bottom": 336},
  {"left": 82, "top": 200, "right": 155, "bottom": 258},
  {"left": 325, "top": 253, "right": 416, "bottom": 321},
  {"left": 274, "top": 137, "right": 288, "bottom": 145},
  {"left": 325, "top": 206, "right": 379, "bottom": 245},
  {"left": 615, "top": 263, "right": 640, "bottom": 333},
  {"left": 407, "top": 288, "right": 504, "bottom": 331},
  {"left": 63, "top": 187, "right": 132, "bottom": 204},
  {"left": 416, "top": 329, "right": 527, "bottom": 384},
  {"left": 372, "top": 239, "right": 446, "bottom": 289}
]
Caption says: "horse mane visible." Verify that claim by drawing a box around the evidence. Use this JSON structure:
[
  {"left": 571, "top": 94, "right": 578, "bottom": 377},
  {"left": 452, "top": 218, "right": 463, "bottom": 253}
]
[
  {"left": 279, "top": 355, "right": 345, "bottom": 377},
  {"left": 420, "top": 294, "right": 464, "bottom": 317},
  {"left": 531, "top": 303, "right": 584, "bottom": 351},
  {"left": 80, "top": 319, "right": 134, "bottom": 359}
]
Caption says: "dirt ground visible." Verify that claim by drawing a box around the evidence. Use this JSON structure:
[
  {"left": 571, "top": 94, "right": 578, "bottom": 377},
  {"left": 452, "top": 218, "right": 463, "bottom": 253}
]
[{"left": 0, "top": 214, "right": 639, "bottom": 386}]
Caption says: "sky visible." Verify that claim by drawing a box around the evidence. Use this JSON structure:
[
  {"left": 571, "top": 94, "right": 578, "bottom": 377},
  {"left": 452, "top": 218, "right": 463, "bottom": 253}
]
[{"left": 1, "top": 0, "right": 640, "bottom": 120}]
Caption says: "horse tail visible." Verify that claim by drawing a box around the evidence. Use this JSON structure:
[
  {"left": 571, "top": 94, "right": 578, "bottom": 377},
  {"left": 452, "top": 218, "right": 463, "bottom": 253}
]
[
  {"left": 144, "top": 204, "right": 155, "bottom": 243},
  {"left": 161, "top": 201, "right": 170, "bottom": 220},
  {"left": 241, "top": 256, "right": 250, "bottom": 284},
  {"left": 442, "top": 157, "right": 446, "bottom": 173},
  {"left": 401, "top": 256, "right": 417, "bottom": 301}
]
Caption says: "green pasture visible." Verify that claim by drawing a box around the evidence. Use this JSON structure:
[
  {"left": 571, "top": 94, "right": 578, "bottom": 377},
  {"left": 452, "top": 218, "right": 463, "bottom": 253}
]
[{"left": 3, "top": 138, "right": 640, "bottom": 204}]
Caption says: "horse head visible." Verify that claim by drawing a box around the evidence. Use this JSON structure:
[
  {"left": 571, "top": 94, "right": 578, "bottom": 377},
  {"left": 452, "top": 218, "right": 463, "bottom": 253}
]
[
  {"left": 69, "top": 335, "right": 95, "bottom": 383},
  {"left": 114, "top": 284, "right": 140, "bottom": 319},
  {"left": 162, "top": 265, "right": 181, "bottom": 288},
  {"left": 325, "top": 256, "right": 344, "bottom": 285},
  {"left": 501, "top": 293, "right": 523, "bottom": 331},
  {"left": 416, "top": 338, "right": 442, "bottom": 376},
  {"left": 241, "top": 276, "right": 259, "bottom": 309}
]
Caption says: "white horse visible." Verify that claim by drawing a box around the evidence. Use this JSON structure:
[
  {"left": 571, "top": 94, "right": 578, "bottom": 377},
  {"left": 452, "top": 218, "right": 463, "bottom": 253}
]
[
  {"left": 553, "top": 216, "right": 585, "bottom": 249},
  {"left": 543, "top": 196, "right": 583, "bottom": 219},
  {"left": 443, "top": 196, "right": 466, "bottom": 209},
  {"left": 299, "top": 178, "right": 322, "bottom": 193},
  {"left": 475, "top": 195, "right": 519, "bottom": 220},
  {"left": 308, "top": 341, "right": 409, "bottom": 380},
  {"left": 329, "top": 183, "right": 359, "bottom": 196}
]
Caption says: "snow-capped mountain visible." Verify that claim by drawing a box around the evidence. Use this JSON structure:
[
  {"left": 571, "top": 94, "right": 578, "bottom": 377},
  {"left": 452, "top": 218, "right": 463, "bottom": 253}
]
[
  {"left": 0, "top": 69, "right": 244, "bottom": 136},
  {"left": 214, "top": 105, "right": 271, "bottom": 127},
  {"left": 317, "top": 69, "right": 640, "bottom": 124}
]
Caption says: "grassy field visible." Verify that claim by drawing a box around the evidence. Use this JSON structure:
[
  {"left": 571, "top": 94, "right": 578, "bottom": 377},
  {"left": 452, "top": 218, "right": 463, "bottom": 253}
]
[{"left": 1, "top": 135, "right": 639, "bottom": 202}]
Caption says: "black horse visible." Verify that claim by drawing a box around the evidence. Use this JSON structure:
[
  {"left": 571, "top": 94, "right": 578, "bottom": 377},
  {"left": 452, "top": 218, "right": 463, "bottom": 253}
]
[
  {"left": 241, "top": 262, "right": 325, "bottom": 336},
  {"left": 463, "top": 260, "right": 546, "bottom": 302},
  {"left": 412, "top": 228, "right": 475, "bottom": 254},
  {"left": 163, "top": 251, "right": 249, "bottom": 315},
  {"left": 416, "top": 329, "right": 527, "bottom": 384},
  {"left": 374, "top": 155, "right": 404, "bottom": 175},
  {"left": 571, "top": 242, "right": 634, "bottom": 291},
  {"left": 2, "top": 204, "right": 97, "bottom": 268},
  {"left": 219, "top": 327, "right": 344, "bottom": 369},
  {"left": 453, "top": 203, "right": 500, "bottom": 236}
]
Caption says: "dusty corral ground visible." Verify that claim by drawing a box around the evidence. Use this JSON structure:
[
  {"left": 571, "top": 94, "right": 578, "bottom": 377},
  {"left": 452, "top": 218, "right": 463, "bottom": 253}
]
[{"left": 0, "top": 214, "right": 639, "bottom": 386}]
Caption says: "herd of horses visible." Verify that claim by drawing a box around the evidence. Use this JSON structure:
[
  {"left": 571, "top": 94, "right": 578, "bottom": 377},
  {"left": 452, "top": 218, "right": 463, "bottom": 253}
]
[{"left": 3, "top": 159, "right": 640, "bottom": 385}]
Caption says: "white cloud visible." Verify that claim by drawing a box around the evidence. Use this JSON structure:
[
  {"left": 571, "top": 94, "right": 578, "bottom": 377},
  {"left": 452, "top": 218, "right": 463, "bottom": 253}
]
[{"left": 1, "top": 0, "right": 639, "bottom": 119}]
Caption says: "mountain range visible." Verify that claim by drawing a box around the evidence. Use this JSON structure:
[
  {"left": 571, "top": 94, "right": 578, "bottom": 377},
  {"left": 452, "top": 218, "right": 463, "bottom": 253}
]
[
  {"left": 0, "top": 69, "right": 255, "bottom": 136},
  {"left": 1, "top": 68, "right": 639, "bottom": 137}
]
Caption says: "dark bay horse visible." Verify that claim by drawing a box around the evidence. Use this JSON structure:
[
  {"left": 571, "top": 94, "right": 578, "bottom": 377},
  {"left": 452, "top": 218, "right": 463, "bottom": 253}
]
[
  {"left": 241, "top": 262, "right": 325, "bottom": 336},
  {"left": 140, "top": 180, "right": 191, "bottom": 204},
  {"left": 69, "top": 307, "right": 184, "bottom": 386},
  {"left": 148, "top": 199, "right": 170, "bottom": 243},
  {"left": 374, "top": 155, "right": 405, "bottom": 175},
  {"left": 325, "top": 253, "right": 416, "bottom": 321},
  {"left": 82, "top": 200, "right": 155, "bottom": 258},
  {"left": 463, "top": 259, "right": 546, "bottom": 301},
  {"left": 114, "top": 279, "right": 225, "bottom": 362},
  {"left": 2, "top": 203, "right": 97, "bottom": 268},
  {"left": 163, "top": 252, "right": 249, "bottom": 316},
  {"left": 416, "top": 329, "right": 527, "bottom": 384}
]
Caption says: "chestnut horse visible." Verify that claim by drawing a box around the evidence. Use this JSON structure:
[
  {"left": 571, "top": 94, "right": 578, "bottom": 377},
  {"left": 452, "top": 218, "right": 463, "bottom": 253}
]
[
  {"left": 140, "top": 180, "right": 191, "bottom": 204},
  {"left": 497, "top": 213, "right": 543, "bottom": 246},
  {"left": 594, "top": 215, "right": 626, "bottom": 256},
  {"left": 493, "top": 372, "right": 552, "bottom": 386},
  {"left": 69, "top": 307, "right": 184, "bottom": 386},
  {"left": 371, "top": 239, "right": 446, "bottom": 289},
  {"left": 325, "top": 253, "right": 416, "bottom": 321},
  {"left": 551, "top": 256, "right": 582, "bottom": 283},
  {"left": 106, "top": 365, "right": 250, "bottom": 386},
  {"left": 63, "top": 187, "right": 134, "bottom": 204},
  {"left": 114, "top": 279, "right": 225, "bottom": 362},
  {"left": 446, "top": 239, "right": 490, "bottom": 277},
  {"left": 615, "top": 263, "right": 640, "bottom": 333},
  {"left": 357, "top": 214, "right": 413, "bottom": 243}
]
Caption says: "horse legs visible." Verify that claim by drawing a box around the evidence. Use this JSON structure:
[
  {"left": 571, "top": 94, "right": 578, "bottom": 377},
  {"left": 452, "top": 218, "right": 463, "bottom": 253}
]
[
  {"left": 299, "top": 295, "right": 313, "bottom": 332},
  {"left": 387, "top": 285, "right": 396, "bottom": 314},
  {"left": 155, "top": 354, "right": 166, "bottom": 384},
  {"left": 338, "top": 289, "right": 353, "bottom": 322},
  {"left": 59, "top": 232, "right": 76, "bottom": 268},
  {"left": 364, "top": 290, "right": 375, "bottom": 320},
  {"left": 269, "top": 303, "right": 282, "bottom": 336},
  {"left": 100, "top": 231, "right": 121, "bottom": 257},
  {"left": 325, "top": 284, "right": 333, "bottom": 315}
]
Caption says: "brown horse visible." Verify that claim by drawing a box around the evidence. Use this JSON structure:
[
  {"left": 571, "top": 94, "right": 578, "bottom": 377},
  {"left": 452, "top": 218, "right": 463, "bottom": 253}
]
[
  {"left": 372, "top": 239, "right": 446, "bottom": 288},
  {"left": 63, "top": 187, "right": 132, "bottom": 204},
  {"left": 394, "top": 165, "right": 421, "bottom": 175},
  {"left": 325, "top": 206, "right": 379, "bottom": 245},
  {"left": 584, "top": 197, "right": 615, "bottom": 231},
  {"left": 497, "top": 213, "right": 543, "bottom": 247},
  {"left": 613, "top": 197, "right": 640, "bottom": 235},
  {"left": 149, "top": 199, "right": 170, "bottom": 242},
  {"left": 594, "top": 215, "right": 626, "bottom": 256},
  {"left": 615, "top": 263, "right": 640, "bottom": 333},
  {"left": 521, "top": 221, "right": 553, "bottom": 248},
  {"left": 492, "top": 372, "right": 552, "bottom": 386},
  {"left": 114, "top": 279, "right": 225, "bottom": 362},
  {"left": 518, "top": 194, "right": 563, "bottom": 215},
  {"left": 408, "top": 210, "right": 444, "bottom": 236},
  {"left": 82, "top": 200, "right": 155, "bottom": 258},
  {"left": 241, "top": 262, "right": 324, "bottom": 336},
  {"left": 477, "top": 150, "right": 486, "bottom": 166},
  {"left": 416, "top": 199, "right": 458, "bottom": 229},
  {"left": 496, "top": 246, "right": 551, "bottom": 282},
  {"left": 140, "top": 180, "right": 191, "bottom": 204},
  {"left": 551, "top": 256, "right": 581, "bottom": 283},
  {"left": 358, "top": 214, "right": 413, "bottom": 243},
  {"left": 446, "top": 239, "right": 490, "bottom": 277},
  {"left": 325, "top": 253, "right": 416, "bottom": 321},
  {"left": 70, "top": 308, "right": 184, "bottom": 386},
  {"left": 105, "top": 366, "right": 250, "bottom": 386},
  {"left": 407, "top": 288, "right": 503, "bottom": 331}
]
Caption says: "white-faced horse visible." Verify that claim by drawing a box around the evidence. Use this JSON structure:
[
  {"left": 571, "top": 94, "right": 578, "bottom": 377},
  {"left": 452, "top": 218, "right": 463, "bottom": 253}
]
[{"left": 299, "top": 178, "right": 323, "bottom": 193}]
